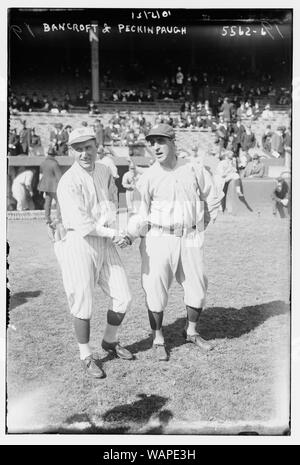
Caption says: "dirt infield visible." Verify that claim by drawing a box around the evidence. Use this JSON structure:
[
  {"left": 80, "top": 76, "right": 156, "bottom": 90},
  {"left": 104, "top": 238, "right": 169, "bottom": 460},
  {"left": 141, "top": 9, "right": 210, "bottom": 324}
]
[{"left": 6, "top": 214, "right": 290, "bottom": 434}]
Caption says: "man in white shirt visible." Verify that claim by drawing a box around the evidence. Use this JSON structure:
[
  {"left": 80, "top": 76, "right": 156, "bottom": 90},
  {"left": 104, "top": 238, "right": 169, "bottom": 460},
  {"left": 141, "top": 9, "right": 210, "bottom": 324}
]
[
  {"left": 96, "top": 145, "right": 119, "bottom": 179},
  {"left": 121, "top": 161, "right": 143, "bottom": 213},
  {"left": 54, "top": 127, "right": 133, "bottom": 379},
  {"left": 11, "top": 168, "right": 35, "bottom": 211},
  {"left": 126, "top": 124, "right": 223, "bottom": 361}
]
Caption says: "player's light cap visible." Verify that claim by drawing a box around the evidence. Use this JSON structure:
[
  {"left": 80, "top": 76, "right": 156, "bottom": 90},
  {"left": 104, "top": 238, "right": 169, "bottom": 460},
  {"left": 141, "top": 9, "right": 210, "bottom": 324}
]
[
  {"left": 145, "top": 124, "right": 175, "bottom": 141},
  {"left": 68, "top": 127, "right": 96, "bottom": 146}
]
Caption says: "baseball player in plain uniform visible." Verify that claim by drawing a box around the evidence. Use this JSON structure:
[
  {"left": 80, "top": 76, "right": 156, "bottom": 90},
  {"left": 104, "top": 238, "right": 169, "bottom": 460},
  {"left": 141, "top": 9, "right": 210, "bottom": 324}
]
[
  {"left": 54, "top": 127, "right": 133, "bottom": 379},
  {"left": 121, "top": 161, "right": 143, "bottom": 213},
  {"left": 126, "top": 124, "right": 223, "bottom": 361}
]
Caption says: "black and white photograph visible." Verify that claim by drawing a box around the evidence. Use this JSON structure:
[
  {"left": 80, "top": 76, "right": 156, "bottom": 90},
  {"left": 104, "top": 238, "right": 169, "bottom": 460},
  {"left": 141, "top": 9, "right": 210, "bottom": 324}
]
[{"left": 3, "top": 1, "right": 299, "bottom": 443}]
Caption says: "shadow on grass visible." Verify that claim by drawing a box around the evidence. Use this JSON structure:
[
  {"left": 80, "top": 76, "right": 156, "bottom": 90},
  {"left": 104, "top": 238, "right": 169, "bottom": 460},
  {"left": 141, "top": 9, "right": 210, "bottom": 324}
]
[
  {"left": 54, "top": 394, "right": 173, "bottom": 434},
  {"left": 8, "top": 290, "right": 42, "bottom": 311},
  {"left": 126, "top": 300, "right": 289, "bottom": 355}
]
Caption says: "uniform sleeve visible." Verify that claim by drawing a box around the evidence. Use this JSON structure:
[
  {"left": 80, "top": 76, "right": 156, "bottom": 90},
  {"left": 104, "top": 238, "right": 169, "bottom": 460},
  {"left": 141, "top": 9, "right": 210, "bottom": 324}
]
[
  {"left": 194, "top": 164, "right": 223, "bottom": 221},
  {"left": 57, "top": 181, "right": 115, "bottom": 238},
  {"left": 136, "top": 173, "right": 151, "bottom": 219},
  {"left": 127, "top": 173, "right": 151, "bottom": 238}
]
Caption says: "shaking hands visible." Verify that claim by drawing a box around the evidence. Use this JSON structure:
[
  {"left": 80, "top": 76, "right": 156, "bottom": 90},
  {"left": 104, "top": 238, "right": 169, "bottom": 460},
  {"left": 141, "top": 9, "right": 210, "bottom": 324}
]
[{"left": 112, "top": 232, "right": 133, "bottom": 249}]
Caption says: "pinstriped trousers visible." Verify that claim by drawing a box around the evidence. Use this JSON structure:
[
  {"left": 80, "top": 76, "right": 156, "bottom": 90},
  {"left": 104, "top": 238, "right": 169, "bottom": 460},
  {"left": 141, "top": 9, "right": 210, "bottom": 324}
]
[{"left": 54, "top": 231, "right": 131, "bottom": 319}]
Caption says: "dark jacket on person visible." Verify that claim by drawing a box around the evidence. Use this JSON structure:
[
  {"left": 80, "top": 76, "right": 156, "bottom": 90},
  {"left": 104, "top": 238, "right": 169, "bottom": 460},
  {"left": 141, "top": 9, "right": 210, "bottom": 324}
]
[
  {"left": 38, "top": 156, "right": 62, "bottom": 193},
  {"left": 19, "top": 127, "right": 31, "bottom": 154},
  {"left": 95, "top": 124, "right": 105, "bottom": 146}
]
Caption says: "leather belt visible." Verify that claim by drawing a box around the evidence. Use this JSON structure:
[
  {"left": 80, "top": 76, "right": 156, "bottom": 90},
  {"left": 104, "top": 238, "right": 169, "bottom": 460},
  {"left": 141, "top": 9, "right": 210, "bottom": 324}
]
[{"left": 148, "top": 223, "right": 196, "bottom": 237}]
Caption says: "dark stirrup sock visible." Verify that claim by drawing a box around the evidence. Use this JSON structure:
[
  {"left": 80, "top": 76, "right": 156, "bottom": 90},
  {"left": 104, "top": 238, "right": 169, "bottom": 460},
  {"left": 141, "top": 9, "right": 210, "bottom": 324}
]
[
  {"left": 73, "top": 317, "right": 90, "bottom": 344},
  {"left": 107, "top": 309, "right": 126, "bottom": 326},
  {"left": 186, "top": 305, "right": 202, "bottom": 323},
  {"left": 148, "top": 310, "right": 164, "bottom": 330}
]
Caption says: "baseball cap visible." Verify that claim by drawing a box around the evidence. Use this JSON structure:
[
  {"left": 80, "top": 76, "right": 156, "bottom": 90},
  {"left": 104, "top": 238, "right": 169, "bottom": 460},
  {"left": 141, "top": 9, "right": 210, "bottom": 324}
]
[
  {"left": 145, "top": 124, "right": 175, "bottom": 141},
  {"left": 68, "top": 127, "right": 96, "bottom": 146}
]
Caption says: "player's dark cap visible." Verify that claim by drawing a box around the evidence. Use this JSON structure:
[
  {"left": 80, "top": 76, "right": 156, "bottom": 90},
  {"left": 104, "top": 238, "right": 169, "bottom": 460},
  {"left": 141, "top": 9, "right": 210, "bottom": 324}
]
[{"left": 145, "top": 124, "right": 175, "bottom": 141}]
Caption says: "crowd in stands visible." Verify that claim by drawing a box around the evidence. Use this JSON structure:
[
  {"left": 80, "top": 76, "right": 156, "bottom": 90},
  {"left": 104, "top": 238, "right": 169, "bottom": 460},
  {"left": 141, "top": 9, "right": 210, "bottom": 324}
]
[
  {"left": 8, "top": 94, "right": 291, "bottom": 161},
  {"left": 9, "top": 62, "right": 291, "bottom": 118}
]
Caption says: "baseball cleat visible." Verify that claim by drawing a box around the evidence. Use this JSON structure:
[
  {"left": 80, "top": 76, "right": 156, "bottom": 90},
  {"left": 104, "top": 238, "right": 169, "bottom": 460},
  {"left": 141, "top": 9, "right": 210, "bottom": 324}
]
[
  {"left": 101, "top": 340, "right": 134, "bottom": 360},
  {"left": 81, "top": 354, "right": 106, "bottom": 379},
  {"left": 183, "top": 330, "right": 213, "bottom": 352}
]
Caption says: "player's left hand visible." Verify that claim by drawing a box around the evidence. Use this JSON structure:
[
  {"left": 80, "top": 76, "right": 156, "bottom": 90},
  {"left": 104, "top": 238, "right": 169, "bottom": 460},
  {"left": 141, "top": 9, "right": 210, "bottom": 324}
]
[{"left": 113, "top": 234, "right": 131, "bottom": 248}]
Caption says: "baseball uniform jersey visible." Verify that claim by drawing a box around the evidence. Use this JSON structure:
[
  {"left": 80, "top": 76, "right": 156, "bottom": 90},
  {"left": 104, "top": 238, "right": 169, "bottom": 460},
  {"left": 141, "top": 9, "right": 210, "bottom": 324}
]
[
  {"left": 54, "top": 161, "right": 131, "bottom": 319},
  {"left": 133, "top": 158, "right": 222, "bottom": 312}
]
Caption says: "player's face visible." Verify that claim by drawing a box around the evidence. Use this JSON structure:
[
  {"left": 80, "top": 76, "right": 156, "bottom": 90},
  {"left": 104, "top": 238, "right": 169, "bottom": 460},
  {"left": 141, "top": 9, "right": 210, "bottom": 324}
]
[
  {"left": 149, "top": 136, "right": 176, "bottom": 166},
  {"left": 71, "top": 139, "right": 97, "bottom": 170}
]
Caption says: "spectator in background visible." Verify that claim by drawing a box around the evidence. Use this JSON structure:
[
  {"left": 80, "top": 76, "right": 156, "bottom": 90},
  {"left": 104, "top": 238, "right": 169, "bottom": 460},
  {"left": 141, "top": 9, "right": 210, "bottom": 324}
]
[
  {"left": 64, "top": 125, "right": 73, "bottom": 139},
  {"left": 106, "top": 122, "right": 120, "bottom": 145},
  {"left": 145, "top": 90, "right": 154, "bottom": 102},
  {"left": 38, "top": 143, "right": 62, "bottom": 228},
  {"left": 220, "top": 97, "right": 231, "bottom": 121},
  {"left": 94, "top": 119, "right": 105, "bottom": 147},
  {"left": 261, "top": 125, "right": 273, "bottom": 154},
  {"left": 50, "top": 98, "right": 60, "bottom": 114},
  {"left": 75, "top": 91, "right": 86, "bottom": 106},
  {"left": 8, "top": 129, "right": 20, "bottom": 156},
  {"left": 243, "top": 153, "right": 266, "bottom": 178},
  {"left": 31, "top": 93, "right": 42, "bottom": 110},
  {"left": 272, "top": 176, "right": 290, "bottom": 218},
  {"left": 29, "top": 127, "right": 44, "bottom": 156},
  {"left": 50, "top": 122, "right": 68, "bottom": 155},
  {"left": 261, "top": 104, "right": 274, "bottom": 120},
  {"left": 271, "top": 126, "right": 284, "bottom": 158},
  {"left": 18, "top": 94, "right": 27, "bottom": 112},
  {"left": 11, "top": 167, "right": 35, "bottom": 211},
  {"left": 240, "top": 121, "right": 256, "bottom": 156},
  {"left": 236, "top": 101, "right": 246, "bottom": 120},
  {"left": 10, "top": 97, "right": 19, "bottom": 114},
  {"left": 191, "top": 74, "right": 199, "bottom": 102},
  {"left": 84, "top": 87, "right": 91, "bottom": 103},
  {"left": 41, "top": 95, "right": 51, "bottom": 112},
  {"left": 214, "top": 150, "right": 244, "bottom": 200},
  {"left": 245, "top": 102, "right": 253, "bottom": 119},
  {"left": 96, "top": 145, "right": 119, "bottom": 179},
  {"left": 175, "top": 66, "right": 184, "bottom": 91},
  {"left": 19, "top": 119, "right": 31, "bottom": 155},
  {"left": 24, "top": 97, "right": 32, "bottom": 112},
  {"left": 61, "top": 92, "right": 72, "bottom": 113},
  {"left": 88, "top": 100, "right": 99, "bottom": 115},
  {"left": 215, "top": 118, "right": 230, "bottom": 155},
  {"left": 252, "top": 101, "right": 260, "bottom": 120},
  {"left": 122, "top": 161, "right": 142, "bottom": 213},
  {"left": 231, "top": 117, "right": 245, "bottom": 158}
]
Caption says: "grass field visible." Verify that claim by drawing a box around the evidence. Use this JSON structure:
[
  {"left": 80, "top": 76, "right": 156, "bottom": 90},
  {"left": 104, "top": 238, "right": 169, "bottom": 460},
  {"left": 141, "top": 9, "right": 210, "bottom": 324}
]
[{"left": 6, "top": 213, "right": 290, "bottom": 435}]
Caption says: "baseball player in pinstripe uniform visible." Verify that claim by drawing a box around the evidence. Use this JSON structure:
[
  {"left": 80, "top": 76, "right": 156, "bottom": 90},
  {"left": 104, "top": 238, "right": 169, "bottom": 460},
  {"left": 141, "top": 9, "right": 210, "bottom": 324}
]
[
  {"left": 54, "top": 127, "right": 133, "bottom": 379},
  {"left": 126, "top": 124, "right": 223, "bottom": 361}
]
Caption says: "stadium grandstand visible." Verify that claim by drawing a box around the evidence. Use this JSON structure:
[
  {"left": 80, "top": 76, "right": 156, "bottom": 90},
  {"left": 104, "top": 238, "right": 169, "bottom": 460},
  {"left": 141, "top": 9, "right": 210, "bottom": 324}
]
[{"left": 7, "top": 8, "right": 292, "bottom": 214}]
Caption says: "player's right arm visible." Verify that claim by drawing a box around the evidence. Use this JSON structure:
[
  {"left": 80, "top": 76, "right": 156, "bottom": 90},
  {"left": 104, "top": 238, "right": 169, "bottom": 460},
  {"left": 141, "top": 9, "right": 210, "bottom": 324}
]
[{"left": 126, "top": 173, "right": 151, "bottom": 240}]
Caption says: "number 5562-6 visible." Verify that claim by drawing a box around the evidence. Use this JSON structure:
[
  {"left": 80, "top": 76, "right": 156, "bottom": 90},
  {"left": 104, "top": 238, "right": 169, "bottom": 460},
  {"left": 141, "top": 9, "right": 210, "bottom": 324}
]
[{"left": 221, "top": 26, "right": 251, "bottom": 36}]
